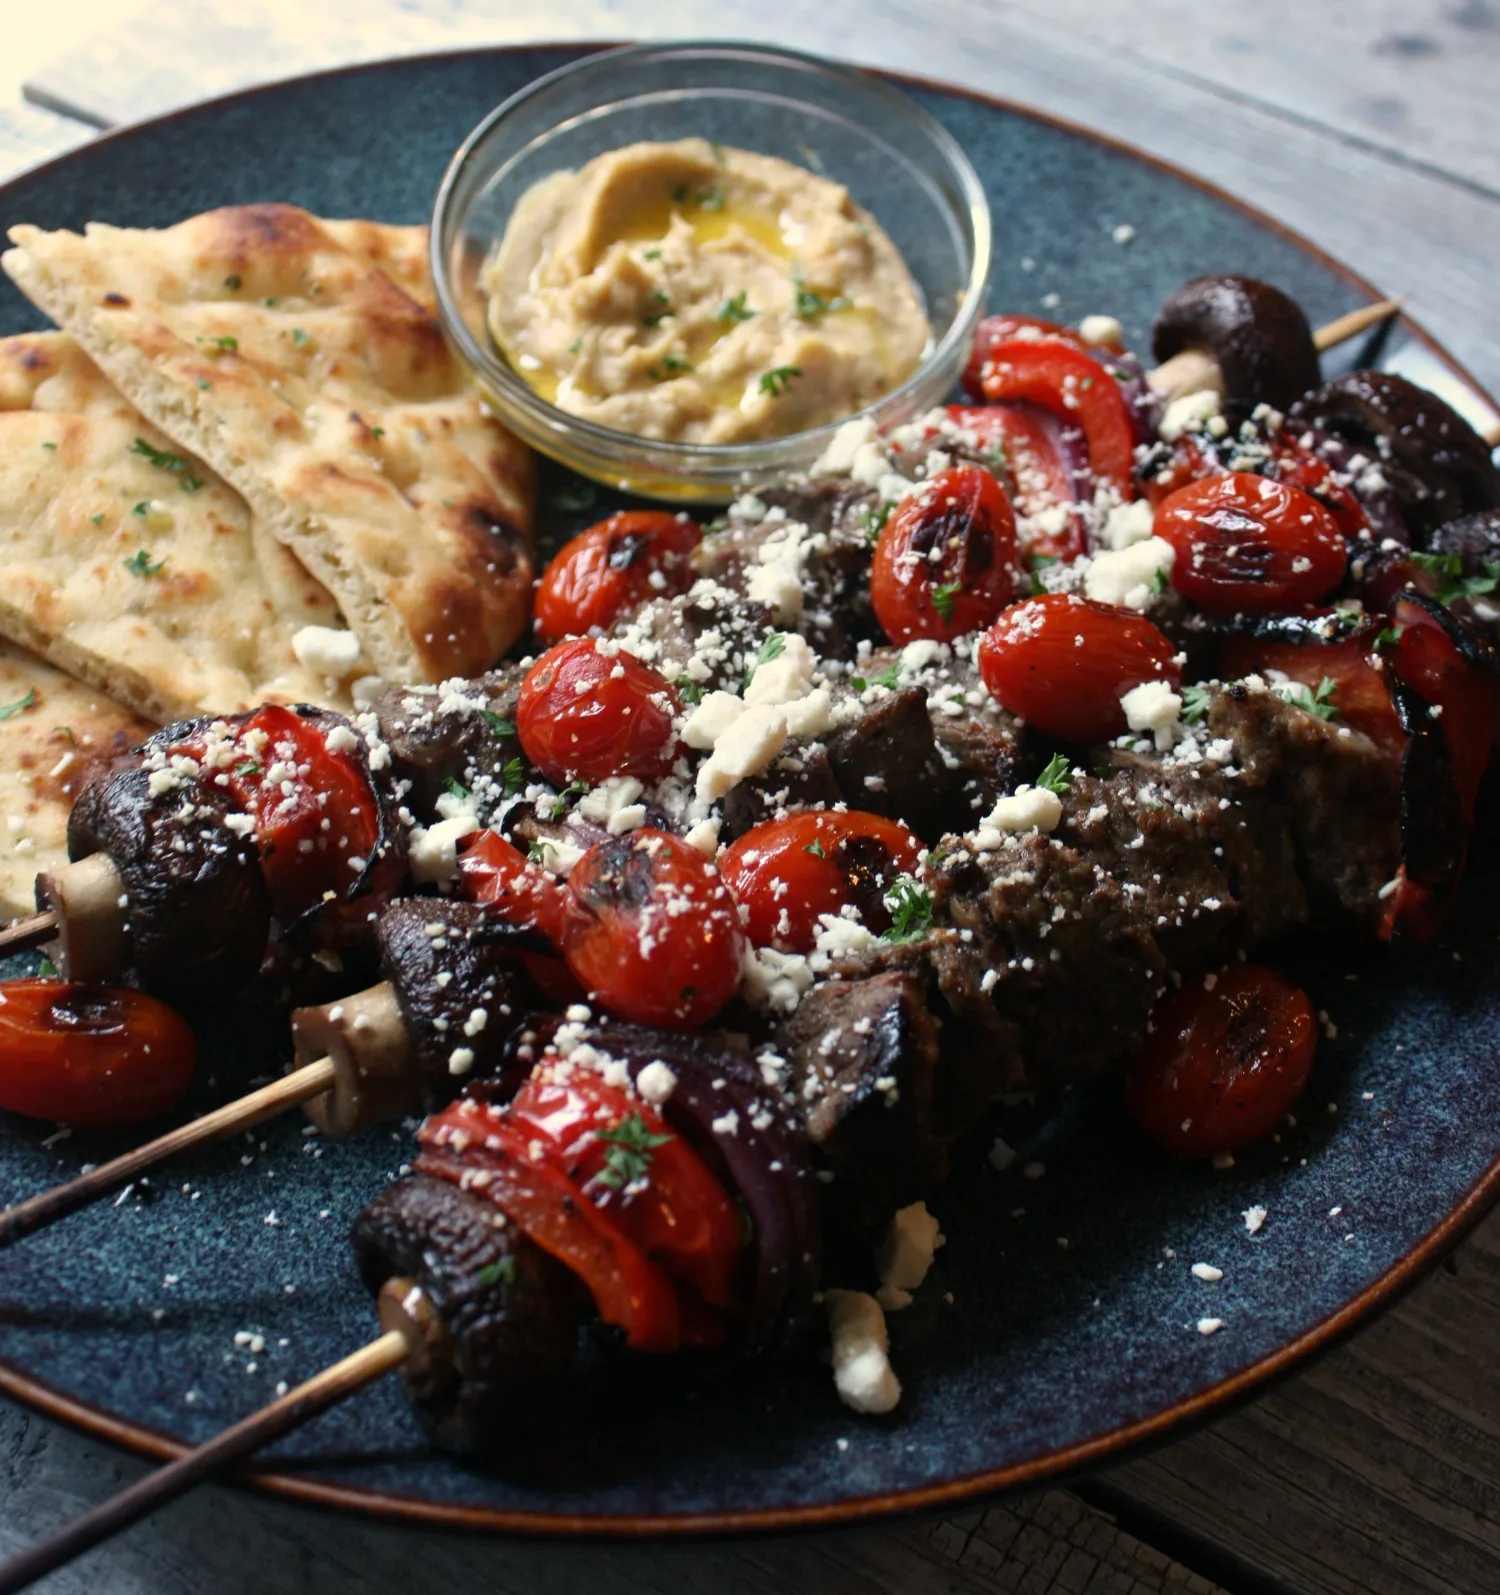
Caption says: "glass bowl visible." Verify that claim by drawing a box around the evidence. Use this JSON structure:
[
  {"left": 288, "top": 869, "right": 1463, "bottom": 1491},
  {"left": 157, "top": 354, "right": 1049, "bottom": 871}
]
[{"left": 430, "top": 40, "right": 991, "bottom": 503}]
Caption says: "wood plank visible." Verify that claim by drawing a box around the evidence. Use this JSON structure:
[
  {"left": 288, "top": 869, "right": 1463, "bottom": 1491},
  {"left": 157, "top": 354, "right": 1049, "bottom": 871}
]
[
  {"left": 1102, "top": 1204, "right": 1500, "bottom": 1595},
  {"left": 20, "top": 0, "right": 1500, "bottom": 397}
]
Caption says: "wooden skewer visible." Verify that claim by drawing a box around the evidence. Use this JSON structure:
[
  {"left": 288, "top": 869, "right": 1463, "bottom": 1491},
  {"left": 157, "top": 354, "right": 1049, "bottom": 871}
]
[
  {"left": 0, "top": 1056, "right": 336, "bottom": 1248},
  {"left": 0, "top": 1322, "right": 413, "bottom": 1595},
  {"left": 1312, "top": 296, "right": 1404, "bottom": 353},
  {"left": 0, "top": 910, "right": 56, "bottom": 959}
]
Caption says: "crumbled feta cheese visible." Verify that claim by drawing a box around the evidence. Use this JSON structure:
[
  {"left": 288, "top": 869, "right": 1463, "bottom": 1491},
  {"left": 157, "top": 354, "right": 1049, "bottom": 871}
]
[
  {"left": 740, "top": 943, "right": 814, "bottom": 1013},
  {"left": 636, "top": 1061, "right": 678, "bottom": 1104},
  {"left": 1078, "top": 313, "right": 1124, "bottom": 347},
  {"left": 745, "top": 633, "right": 817, "bottom": 706},
  {"left": 1100, "top": 498, "right": 1157, "bottom": 552},
  {"left": 579, "top": 775, "right": 646, "bottom": 834},
  {"left": 782, "top": 687, "right": 834, "bottom": 738},
  {"left": 825, "top": 1290, "right": 901, "bottom": 1415},
  {"left": 1159, "top": 389, "right": 1222, "bottom": 442},
  {"left": 408, "top": 815, "right": 476, "bottom": 885},
  {"left": 874, "top": 1201, "right": 945, "bottom": 1312},
  {"left": 682, "top": 691, "right": 746, "bottom": 751},
  {"left": 696, "top": 705, "right": 788, "bottom": 802},
  {"left": 1085, "top": 536, "right": 1174, "bottom": 609},
  {"left": 1196, "top": 1317, "right": 1224, "bottom": 1336},
  {"left": 292, "top": 625, "right": 362, "bottom": 678},
  {"left": 1243, "top": 1204, "right": 1268, "bottom": 1235},
  {"left": 324, "top": 723, "right": 360, "bottom": 756},
  {"left": 683, "top": 816, "right": 722, "bottom": 856},
  {"left": 1191, "top": 1262, "right": 1223, "bottom": 1283},
  {"left": 1120, "top": 679, "right": 1182, "bottom": 751},
  {"left": 810, "top": 416, "right": 880, "bottom": 478},
  {"left": 973, "top": 785, "right": 1063, "bottom": 845},
  {"left": 448, "top": 1047, "right": 475, "bottom": 1076}
]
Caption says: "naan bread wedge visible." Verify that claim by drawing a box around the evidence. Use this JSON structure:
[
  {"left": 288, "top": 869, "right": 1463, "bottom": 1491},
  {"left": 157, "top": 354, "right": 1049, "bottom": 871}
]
[
  {"left": 0, "top": 330, "right": 349, "bottom": 724},
  {"left": 0, "top": 639, "right": 153, "bottom": 921},
  {"left": 4, "top": 204, "right": 535, "bottom": 684}
]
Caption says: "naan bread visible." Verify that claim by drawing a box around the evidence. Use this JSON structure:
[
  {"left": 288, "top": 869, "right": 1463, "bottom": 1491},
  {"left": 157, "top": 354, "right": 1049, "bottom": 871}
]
[
  {"left": 320, "top": 218, "right": 436, "bottom": 313},
  {"left": 0, "top": 330, "right": 348, "bottom": 724},
  {"left": 0, "top": 640, "right": 152, "bottom": 921},
  {"left": 4, "top": 204, "right": 535, "bottom": 684}
]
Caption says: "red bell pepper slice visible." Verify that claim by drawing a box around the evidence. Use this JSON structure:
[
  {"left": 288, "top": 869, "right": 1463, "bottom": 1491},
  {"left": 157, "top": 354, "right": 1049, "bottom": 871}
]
[{"left": 945, "top": 403, "right": 1087, "bottom": 561}]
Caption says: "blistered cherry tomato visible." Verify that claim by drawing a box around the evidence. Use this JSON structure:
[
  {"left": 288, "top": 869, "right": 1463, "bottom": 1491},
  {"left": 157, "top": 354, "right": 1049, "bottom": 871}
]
[
  {"left": 721, "top": 810, "right": 923, "bottom": 953},
  {"left": 1155, "top": 473, "right": 1347, "bottom": 614},
  {"left": 0, "top": 980, "right": 197, "bottom": 1127},
  {"left": 518, "top": 638, "right": 680, "bottom": 786},
  {"left": 1267, "top": 438, "right": 1372, "bottom": 544},
  {"left": 968, "top": 337, "right": 1138, "bottom": 497},
  {"left": 977, "top": 594, "right": 1181, "bottom": 743},
  {"left": 1125, "top": 964, "right": 1316, "bottom": 1158},
  {"left": 457, "top": 829, "right": 569, "bottom": 943},
  {"left": 871, "top": 466, "right": 1019, "bottom": 643},
  {"left": 534, "top": 511, "right": 700, "bottom": 644},
  {"left": 944, "top": 404, "right": 1087, "bottom": 562},
  {"left": 562, "top": 829, "right": 744, "bottom": 1029}
]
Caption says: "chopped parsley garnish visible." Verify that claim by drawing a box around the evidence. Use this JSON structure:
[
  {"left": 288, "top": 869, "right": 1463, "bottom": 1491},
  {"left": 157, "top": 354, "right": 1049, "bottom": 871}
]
[
  {"left": 235, "top": 760, "right": 261, "bottom": 777},
  {"left": 882, "top": 876, "right": 933, "bottom": 943},
  {"left": 1181, "top": 682, "right": 1214, "bottom": 725},
  {"left": 592, "top": 1115, "right": 674, "bottom": 1190},
  {"left": 567, "top": 336, "right": 582, "bottom": 355},
  {"left": 0, "top": 688, "right": 36, "bottom": 721},
  {"left": 758, "top": 365, "right": 801, "bottom": 398},
  {"left": 56, "top": 725, "right": 75, "bottom": 745},
  {"left": 40, "top": 441, "right": 56, "bottom": 452},
  {"left": 674, "top": 677, "right": 706, "bottom": 705},
  {"left": 1029, "top": 553, "right": 1059, "bottom": 597},
  {"left": 131, "top": 501, "right": 150, "bottom": 518},
  {"left": 130, "top": 436, "right": 202, "bottom": 491},
  {"left": 35, "top": 954, "right": 57, "bottom": 978},
  {"left": 223, "top": 274, "right": 242, "bottom": 290},
  {"left": 528, "top": 839, "right": 554, "bottom": 866},
  {"left": 744, "top": 631, "right": 786, "bottom": 687},
  {"left": 444, "top": 775, "right": 471, "bottom": 801},
  {"left": 792, "top": 270, "right": 850, "bottom": 319},
  {"left": 1275, "top": 675, "right": 1340, "bottom": 722},
  {"left": 480, "top": 710, "right": 515, "bottom": 737},
  {"left": 291, "top": 328, "right": 310, "bottom": 348},
  {"left": 709, "top": 140, "right": 726, "bottom": 167},
  {"left": 197, "top": 378, "right": 213, "bottom": 390},
  {"left": 1035, "top": 753, "right": 1072, "bottom": 794},
  {"left": 475, "top": 1257, "right": 517, "bottom": 1288},
  {"left": 695, "top": 185, "right": 726, "bottom": 211},
  {"left": 556, "top": 778, "right": 590, "bottom": 807},
  {"left": 931, "top": 579, "right": 964, "bottom": 625},
  {"left": 859, "top": 501, "right": 892, "bottom": 543},
  {"left": 196, "top": 335, "right": 238, "bottom": 353},
  {"left": 370, "top": 425, "right": 385, "bottom": 440},
  {"left": 1410, "top": 549, "right": 1500, "bottom": 606},
  {"left": 123, "top": 549, "right": 165, "bottom": 577},
  {"left": 718, "top": 291, "right": 756, "bottom": 324},
  {"left": 804, "top": 839, "right": 826, "bottom": 858},
  {"left": 850, "top": 662, "right": 902, "bottom": 693},
  {"left": 650, "top": 354, "right": 694, "bottom": 381},
  {"left": 1374, "top": 625, "right": 1406, "bottom": 652},
  {"left": 500, "top": 756, "right": 527, "bottom": 798},
  {"left": 642, "top": 249, "right": 662, "bottom": 262},
  {"left": 1150, "top": 568, "right": 1170, "bottom": 597},
  {"left": 982, "top": 445, "right": 1008, "bottom": 473},
  {"left": 89, "top": 512, "right": 104, "bottom": 527},
  {"left": 643, "top": 291, "right": 672, "bottom": 326}
]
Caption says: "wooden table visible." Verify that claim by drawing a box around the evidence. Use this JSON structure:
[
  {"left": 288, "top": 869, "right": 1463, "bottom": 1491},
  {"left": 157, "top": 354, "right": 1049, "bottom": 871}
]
[{"left": 3, "top": 4, "right": 1499, "bottom": 1590}]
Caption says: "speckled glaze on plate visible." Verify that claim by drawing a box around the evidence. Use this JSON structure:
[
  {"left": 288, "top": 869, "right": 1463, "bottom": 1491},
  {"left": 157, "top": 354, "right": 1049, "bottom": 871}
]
[{"left": 1, "top": 44, "right": 1499, "bottom": 1537}]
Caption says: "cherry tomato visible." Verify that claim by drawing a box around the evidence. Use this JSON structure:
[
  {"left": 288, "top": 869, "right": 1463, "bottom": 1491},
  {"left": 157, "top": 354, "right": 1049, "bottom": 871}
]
[
  {"left": 517, "top": 638, "right": 680, "bottom": 787},
  {"left": 0, "top": 980, "right": 196, "bottom": 1127},
  {"left": 1125, "top": 964, "right": 1316, "bottom": 1158},
  {"left": 534, "top": 511, "right": 700, "bottom": 644},
  {"left": 419, "top": 1101, "right": 681, "bottom": 1351},
  {"left": 977, "top": 594, "right": 1181, "bottom": 743},
  {"left": 720, "top": 810, "right": 923, "bottom": 953},
  {"left": 1155, "top": 473, "right": 1347, "bottom": 614},
  {"left": 457, "top": 829, "right": 568, "bottom": 943},
  {"left": 1267, "top": 438, "right": 1372, "bottom": 545},
  {"left": 562, "top": 829, "right": 744, "bottom": 1029},
  {"left": 167, "top": 705, "right": 395, "bottom": 942},
  {"left": 944, "top": 404, "right": 1087, "bottom": 562},
  {"left": 968, "top": 336, "right": 1138, "bottom": 497},
  {"left": 508, "top": 1066, "right": 744, "bottom": 1313},
  {"left": 871, "top": 466, "right": 1019, "bottom": 642},
  {"left": 1217, "top": 633, "right": 1403, "bottom": 748}
]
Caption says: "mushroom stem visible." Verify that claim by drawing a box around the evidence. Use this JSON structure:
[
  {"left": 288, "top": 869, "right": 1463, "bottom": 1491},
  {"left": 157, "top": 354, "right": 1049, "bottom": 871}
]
[
  {"left": 292, "top": 980, "right": 423, "bottom": 1138},
  {"left": 32, "top": 853, "right": 127, "bottom": 983},
  {"left": 1147, "top": 346, "right": 1224, "bottom": 403}
]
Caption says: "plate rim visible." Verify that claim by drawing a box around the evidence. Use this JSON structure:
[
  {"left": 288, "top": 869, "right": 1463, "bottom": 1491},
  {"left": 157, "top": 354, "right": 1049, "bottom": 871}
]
[{"left": 2, "top": 38, "right": 1498, "bottom": 1539}]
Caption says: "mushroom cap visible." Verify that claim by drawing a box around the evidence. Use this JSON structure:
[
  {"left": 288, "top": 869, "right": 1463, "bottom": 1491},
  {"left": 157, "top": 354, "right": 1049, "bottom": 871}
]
[
  {"left": 1153, "top": 274, "right": 1321, "bottom": 410},
  {"left": 1290, "top": 370, "right": 1500, "bottom": 544}
]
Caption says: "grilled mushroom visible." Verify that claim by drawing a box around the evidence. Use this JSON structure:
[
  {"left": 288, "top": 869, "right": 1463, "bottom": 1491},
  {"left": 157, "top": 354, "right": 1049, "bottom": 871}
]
[
  {"left": 1152, "top": 274, "right": 1322, "bottom": 410},
  {"left": 1289, "top": 371, "right": 1500, "bottom": 543}
]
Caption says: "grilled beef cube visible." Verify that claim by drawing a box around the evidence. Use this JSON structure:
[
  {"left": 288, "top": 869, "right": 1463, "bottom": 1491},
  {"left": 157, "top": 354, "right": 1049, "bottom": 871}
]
[
  {"left": 694, "top": 479, "right": 880, "bottom": 658},
  {"left": 65, "top": 764, "right": 270, "bottom": 1005},
  {"left": 374, "top": 669, "right": 524, "bottom": 819},
  {"left": 614, "top": 586, "right": 775, "bottom": 693},
  {"left": 353, "top": 1174, "right": 580, "bottom": 1466},
  {"left": 779, "top": 969, "right": 945, "bottom": 1238},
  {"left": 932, "top": 832, "right": 1167, "bottom": 1092},
  {"left": 1208, "top": 683, "right": 1401, "bottom": 928},
  {"left": 376, "top": 899, "right": 540, "bottom": 1102},
  {"left": 1059, "top": 757, "right": 1308, "bottom": 971},
  {"left": 824, "top": 687, "right": 968, "bottom": 840}
]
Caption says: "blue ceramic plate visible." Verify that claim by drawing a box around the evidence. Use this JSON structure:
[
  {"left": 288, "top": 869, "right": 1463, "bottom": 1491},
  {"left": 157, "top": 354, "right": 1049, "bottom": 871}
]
[{"left": 2, "top": 45, "right": 1499, "bottom": 1536}]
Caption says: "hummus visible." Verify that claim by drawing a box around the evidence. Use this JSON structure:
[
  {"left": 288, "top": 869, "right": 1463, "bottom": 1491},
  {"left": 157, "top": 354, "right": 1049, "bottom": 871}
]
[{"left": 483, "top": 138, "right": 931, "bottom": 445}]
